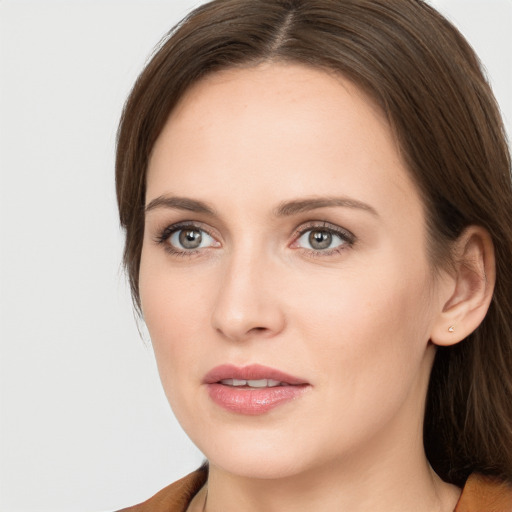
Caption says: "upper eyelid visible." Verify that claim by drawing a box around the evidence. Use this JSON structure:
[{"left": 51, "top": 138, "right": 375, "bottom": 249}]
[
  {"left": 159, "top": 221, "right": 217, "bottom": 238},
  {"left": 293, "top": 221, "right": 355, "bottom": 239}
]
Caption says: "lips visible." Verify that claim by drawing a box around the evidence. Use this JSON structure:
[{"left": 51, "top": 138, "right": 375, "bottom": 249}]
[
  {"left": 203, "top": 364, "right": 308, "bottom": 385},
  {"left": 204, "top": 364, "right": 310, "bottom": 415}
]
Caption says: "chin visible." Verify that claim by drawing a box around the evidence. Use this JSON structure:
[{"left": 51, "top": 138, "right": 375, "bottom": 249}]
[
  {"left": 185, "top": 420, "right": 329, "bottom": 480},
  {"left": 209, "top": 448, "right": 312, "bottom": 480}
]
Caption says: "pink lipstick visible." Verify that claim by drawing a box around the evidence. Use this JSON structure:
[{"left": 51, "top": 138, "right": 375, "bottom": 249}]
[{"left": 203, "top": 364, "right": 310, "bottom": 415}]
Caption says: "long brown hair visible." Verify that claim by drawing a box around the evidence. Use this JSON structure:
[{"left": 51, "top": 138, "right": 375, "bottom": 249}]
[{"left": 116, "top": 0, "right": 512, "bottom": 486}]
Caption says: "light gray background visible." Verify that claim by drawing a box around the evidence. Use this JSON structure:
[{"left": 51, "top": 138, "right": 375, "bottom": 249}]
[{"left": 0, "top": 1, "right": 510, "bottom": 511}]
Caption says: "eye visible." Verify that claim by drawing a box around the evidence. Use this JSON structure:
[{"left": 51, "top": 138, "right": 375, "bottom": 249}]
[
  {"left": 297, "top": 229, "right": 343, "bottom": 251},
  {"left": 293, "top": 224, "right": 354, "bottom": 253},
  {"left": 168, "top": 227, "right": 216, "bottom": 251},
  {"left": 154, "top": 223, "right": 220, "bottom": 256}
]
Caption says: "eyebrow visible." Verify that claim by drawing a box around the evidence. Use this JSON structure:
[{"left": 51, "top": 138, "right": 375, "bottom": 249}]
[
  {"left": 145, "top": 196, "right": 216, "bottom": 215},
  {"left": 144, "top": 194, "right": 378, "bottom": 217},
  {"left": 274, "top": 197, "right": 378, "bottom": 217}
]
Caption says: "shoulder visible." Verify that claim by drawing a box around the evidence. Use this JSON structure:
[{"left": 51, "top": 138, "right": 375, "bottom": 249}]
[
  {"left": 116, "top": 469, "right": 207, "bottom": 512},
  {"left": 455, "top": 473, "right": 512, "bottom": 512}
]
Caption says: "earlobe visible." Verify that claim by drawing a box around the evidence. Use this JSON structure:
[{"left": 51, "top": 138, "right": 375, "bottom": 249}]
[{"left": 430, "top": 226, "right": 495, "bottom": 347}]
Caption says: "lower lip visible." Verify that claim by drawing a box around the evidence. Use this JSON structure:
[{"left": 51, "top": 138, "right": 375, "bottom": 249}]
[{"left": 207, "top": 383, "right": 309, "bottom": 415}]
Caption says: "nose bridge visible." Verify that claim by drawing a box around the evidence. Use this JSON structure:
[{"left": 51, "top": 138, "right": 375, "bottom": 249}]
[{"left": 211, "top": 240, "right": 284, "bottom": 341}]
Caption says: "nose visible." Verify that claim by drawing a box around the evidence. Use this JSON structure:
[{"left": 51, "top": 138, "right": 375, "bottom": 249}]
[{"left": 211, "top": 250, "right": 286, "bottom": 342}]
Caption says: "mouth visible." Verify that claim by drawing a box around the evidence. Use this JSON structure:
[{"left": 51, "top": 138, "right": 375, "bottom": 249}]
[
  {"left": 204, "top": 364, "right": 310, "bottom": 415},
  {"left": 218, "top": 378, "right": 287, "bottom": 388},
  {"left": 203, "top": 364, "right": 308, "bottom": 386}
]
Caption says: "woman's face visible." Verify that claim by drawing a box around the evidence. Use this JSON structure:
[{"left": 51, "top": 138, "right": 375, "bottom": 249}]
[{"left": 140, "top": 64, "right": 447, "bottom": 479}]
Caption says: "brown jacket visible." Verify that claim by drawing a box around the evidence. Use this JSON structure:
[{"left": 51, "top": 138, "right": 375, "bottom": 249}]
[{"left": 118, "top": 470, "right": 512, "bottom": 512}]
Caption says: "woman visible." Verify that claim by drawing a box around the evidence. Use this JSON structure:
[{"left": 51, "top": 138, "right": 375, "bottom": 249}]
[{"left": 115, "top": 0, "right": 512, "bottom": 510}]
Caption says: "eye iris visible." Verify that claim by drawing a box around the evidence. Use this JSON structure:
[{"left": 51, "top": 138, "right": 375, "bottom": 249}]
[
  {"left": 179, "top": 229, "right": 202, "bottom": 249},
  {"left": 309, "top": 230, "right": 332, "bottom": 250}
]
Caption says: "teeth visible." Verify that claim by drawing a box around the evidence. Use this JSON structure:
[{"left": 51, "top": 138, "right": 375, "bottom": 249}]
[
  {"left": 219, "top": 378, "right": 283, "bottom": 388},
  {"left": 247, "top": 379, "right": 268, "bottom": 388}
]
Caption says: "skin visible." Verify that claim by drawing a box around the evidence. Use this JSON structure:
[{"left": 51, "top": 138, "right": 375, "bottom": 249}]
[{"left": 139, "top": 63, "right": 470, "bottom": 511}]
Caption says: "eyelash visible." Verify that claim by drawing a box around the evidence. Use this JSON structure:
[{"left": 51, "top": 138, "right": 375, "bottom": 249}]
[
  {"left": 292, "top": 221, "right": 356, "bottom": 257},
  {"left": 154, "top": 221, "right": 217, "bottom": 258},
  {"left": 153, "top": 221, "right": 356, "bottom": 259}
]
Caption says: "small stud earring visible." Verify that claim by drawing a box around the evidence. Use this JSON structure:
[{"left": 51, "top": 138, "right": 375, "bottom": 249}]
[{"left": 448, "top": 326, "right": 455, "bottom": 333}]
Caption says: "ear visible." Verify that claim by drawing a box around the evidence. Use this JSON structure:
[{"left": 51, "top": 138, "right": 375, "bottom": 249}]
[{"left": 430, "top": 226, "right": 495, "bottom": 347}]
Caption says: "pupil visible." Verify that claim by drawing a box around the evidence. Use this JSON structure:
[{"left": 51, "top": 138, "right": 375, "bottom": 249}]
[
  {"left": 309, "top": 230, "right": 332, "bottom": 250},
  {"left": 179, "top": 229, "right": 202, "bottom": 249}
]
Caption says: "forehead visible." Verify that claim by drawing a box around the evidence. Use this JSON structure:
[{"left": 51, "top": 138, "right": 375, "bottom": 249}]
[
  {"left": 147, "top": 63, "right": 422, "bottom": 225},
  {"left": 158, "top": 63, "right": 391, "bottom": 161},
  {"left": 170, "top": 63, "right": 385, "bottom": 122}
]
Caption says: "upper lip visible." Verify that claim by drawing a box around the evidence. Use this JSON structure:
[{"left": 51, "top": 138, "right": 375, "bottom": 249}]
[{"left": 203, "top": 364, "right": 309, "bottom": 385}]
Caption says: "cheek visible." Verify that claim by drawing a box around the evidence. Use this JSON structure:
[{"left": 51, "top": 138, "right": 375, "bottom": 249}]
[
  {"left": 139, "top": 255, "right": 216, "bottom": 384},
  {"left": 291, "top": 255, "right": 434, "bottom": 396},
  {"left": 284, "top": 270, "right": 433, "bottom": 459}
]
